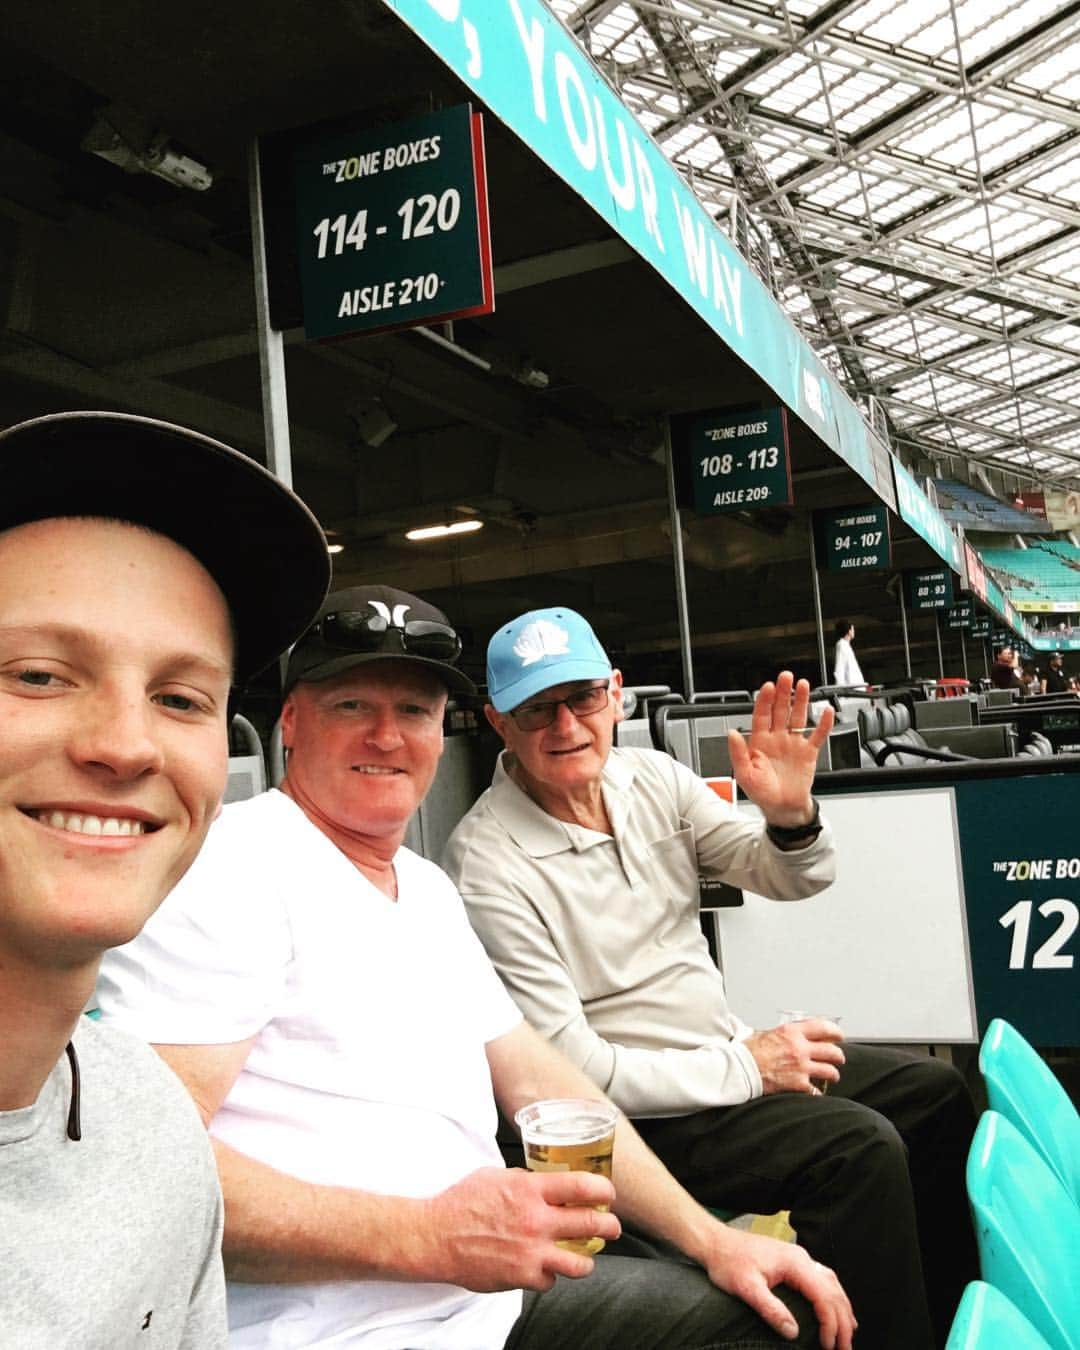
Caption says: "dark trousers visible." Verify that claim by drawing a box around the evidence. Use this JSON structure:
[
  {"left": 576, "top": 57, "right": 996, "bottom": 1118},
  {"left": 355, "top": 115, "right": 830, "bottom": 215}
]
[
  {"left": 633, "top": 1044, "right": 978, "bottom": 1350},
  {"left": 505, "top": 1231, "right": 819, "bottom": 1350}
]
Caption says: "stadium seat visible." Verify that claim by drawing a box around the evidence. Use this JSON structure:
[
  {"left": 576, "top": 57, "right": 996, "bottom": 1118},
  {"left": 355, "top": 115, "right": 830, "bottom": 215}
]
[
  {"left": 966, "top": 1111, "right": 1080, "bottom": 1350},
  {"left": 945, "top": 1281, "right": 1052, "bottom": 1349},
  {"left": 225, "top": 713, "right": 267, "bottom": 803},
  {"left": 936, "top": 678, "right": 971, "bottom": 698},
  {"left": 979, "top": 1018, "right": 1080, "bottom": 1204},
  {"left": 861, "top": 701, "right": 971, "bottom": 766}
]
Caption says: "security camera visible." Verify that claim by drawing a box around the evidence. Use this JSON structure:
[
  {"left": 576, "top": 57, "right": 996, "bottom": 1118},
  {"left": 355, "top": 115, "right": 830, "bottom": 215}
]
[
  {"left": 144, "top": 136, "right": 213, "bottom": 192},
  {"left": 82, "top": 113, "right": 212, "bottom": 192}
]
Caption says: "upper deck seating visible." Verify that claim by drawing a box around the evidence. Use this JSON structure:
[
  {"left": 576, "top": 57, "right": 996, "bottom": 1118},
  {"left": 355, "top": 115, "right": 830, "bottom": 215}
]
[
  {"left": 978, "top": 541, "right": 1080, "bottom": 612},
  {"left": 934, "top": 479, "right": 1048, "bottom": 535}
]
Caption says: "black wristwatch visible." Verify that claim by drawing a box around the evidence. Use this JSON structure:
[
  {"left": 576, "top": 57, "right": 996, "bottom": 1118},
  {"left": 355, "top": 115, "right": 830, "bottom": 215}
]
[{"left": 765, "top": 799, "right": 823, "bottom": 847}]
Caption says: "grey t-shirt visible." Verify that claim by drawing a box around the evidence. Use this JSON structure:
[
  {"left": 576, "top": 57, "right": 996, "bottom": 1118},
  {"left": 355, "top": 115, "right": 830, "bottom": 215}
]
[{"left": 0, "top": 1017, "right": 226, "bottom": 1349}]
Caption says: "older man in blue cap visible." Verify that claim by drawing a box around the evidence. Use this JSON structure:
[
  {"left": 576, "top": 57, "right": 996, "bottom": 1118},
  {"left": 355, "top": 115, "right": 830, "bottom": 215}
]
[{"left": 445, "top": 606, "right": 978, "bottom": 1350}]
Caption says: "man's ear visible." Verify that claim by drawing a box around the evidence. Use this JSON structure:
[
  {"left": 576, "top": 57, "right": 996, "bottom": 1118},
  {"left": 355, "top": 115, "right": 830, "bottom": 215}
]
[
  {"left": 279, "top": 693, "right": 297, "bottom": 751},
  {"left": 609, "top": 669, "right": 626, "bottom": 724},
  {"left": 484, "top": 703, "right": 508, "bottom": 742}
]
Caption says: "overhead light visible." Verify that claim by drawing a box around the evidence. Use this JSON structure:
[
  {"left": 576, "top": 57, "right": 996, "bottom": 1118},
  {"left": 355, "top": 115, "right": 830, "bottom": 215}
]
[
  {"left": 405, "top": 519, "right": 485, "bottom": 541},
  {"left": 327, "top": 543, "right": 345, "bottom": 554}
]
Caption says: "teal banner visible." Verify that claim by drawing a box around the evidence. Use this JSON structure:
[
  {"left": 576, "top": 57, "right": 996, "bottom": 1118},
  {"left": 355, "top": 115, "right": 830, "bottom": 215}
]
[
  {"left": 946, "top": 600, "right": 972, "bottom": 629},
  {"left": 954, "top": 776, "right": 1079, "bottom": 1045},
  {"left": 892, "top": 456, "right": 962, "bottom": 572},
  {"left": 1032, "top": 632, "right": 1080, "bottom": 652},
  {"left": 381, "top": 0, "right": 893, "bottom": 500}
]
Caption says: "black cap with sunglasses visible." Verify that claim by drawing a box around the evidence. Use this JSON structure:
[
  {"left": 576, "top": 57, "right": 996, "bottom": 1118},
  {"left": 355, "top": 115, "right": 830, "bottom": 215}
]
[{"left": 285, "top": 586, "right": 476, "bottom": 697}]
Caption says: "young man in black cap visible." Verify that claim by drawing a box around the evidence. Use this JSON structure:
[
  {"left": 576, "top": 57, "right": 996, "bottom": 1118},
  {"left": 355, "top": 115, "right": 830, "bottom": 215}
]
[
  {"left": 0, "top": 411, "right": 329, "bottom": 1347},
  {"left": 98, "top": 585, "right": 854, "bottom": 1350}
]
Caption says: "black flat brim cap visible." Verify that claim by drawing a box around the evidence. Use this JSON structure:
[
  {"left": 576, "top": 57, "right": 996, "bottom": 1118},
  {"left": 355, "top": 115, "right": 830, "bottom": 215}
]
[
  {"left": 0, "top": 411, "right": 331, "bottom": 682},
  {"left": 288, "top": 647, "right": 477, "bottom": 698},
  {"left": 286, "top": 584, "right": 477, "bottom": 697}
]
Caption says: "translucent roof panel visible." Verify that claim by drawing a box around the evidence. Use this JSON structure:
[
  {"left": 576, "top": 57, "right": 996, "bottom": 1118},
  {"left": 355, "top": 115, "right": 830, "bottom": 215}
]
[{"left": 555, "top": 0, "right": 1080, "bottom": 486}]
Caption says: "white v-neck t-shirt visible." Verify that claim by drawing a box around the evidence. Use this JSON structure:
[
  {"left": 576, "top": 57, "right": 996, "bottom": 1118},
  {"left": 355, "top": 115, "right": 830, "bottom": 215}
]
[{"left": 97, "top": 789, "right": 523, "bottom": 1350}]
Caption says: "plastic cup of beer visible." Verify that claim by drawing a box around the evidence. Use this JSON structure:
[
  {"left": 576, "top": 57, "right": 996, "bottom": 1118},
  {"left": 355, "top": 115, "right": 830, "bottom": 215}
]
[
  {"left": 514, "top": 1098, "right": 618, "bottom": 1255},
  {"left": 779, "top": 1010, "right": 842, "bottom": 1094}
]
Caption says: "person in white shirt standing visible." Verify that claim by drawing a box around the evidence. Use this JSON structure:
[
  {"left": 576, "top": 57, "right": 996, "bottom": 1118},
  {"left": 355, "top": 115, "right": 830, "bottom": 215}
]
[{"left": 831, "top": 620, "right": 865, "bottom": 687}]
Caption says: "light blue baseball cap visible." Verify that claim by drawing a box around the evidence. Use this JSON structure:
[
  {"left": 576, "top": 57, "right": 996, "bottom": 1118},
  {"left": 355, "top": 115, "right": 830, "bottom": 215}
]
[{"left": 487, "top": 607, "right": 612, "bottom": 712}]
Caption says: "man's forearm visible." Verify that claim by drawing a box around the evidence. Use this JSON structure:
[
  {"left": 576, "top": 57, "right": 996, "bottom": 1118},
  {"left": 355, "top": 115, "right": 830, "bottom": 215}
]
[
  {"left": 489, "top": 1022, "right": 729, "bottom": 1268},
  {"left": 210, "top": 1137, "right": 434, "bottom": 1285}
]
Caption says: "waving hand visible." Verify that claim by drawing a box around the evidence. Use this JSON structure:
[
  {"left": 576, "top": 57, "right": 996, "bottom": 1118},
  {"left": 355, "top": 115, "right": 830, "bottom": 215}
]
[{"left": 727, "top": 672, "right": 833, "bottom": 828}]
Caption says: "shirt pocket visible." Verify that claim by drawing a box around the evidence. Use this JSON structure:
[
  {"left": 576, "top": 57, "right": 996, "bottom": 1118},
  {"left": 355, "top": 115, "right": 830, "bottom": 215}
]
[{"left": 645, "top": 822, "right": 700, "bottom": 941}]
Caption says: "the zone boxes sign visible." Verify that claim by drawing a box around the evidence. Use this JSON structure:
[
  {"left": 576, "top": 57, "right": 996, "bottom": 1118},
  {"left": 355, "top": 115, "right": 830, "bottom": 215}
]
[
  {"left": 292, "top": 105, "right": 493, "bottom": 340},
  {"left": 907, "top": 567, "right": 954, "bottom": 612},
  {"left": 814, "top": 503, "right": 891, "bottom": 572},
  {"left": 673, "top": 406, "right": 793, "bottom": 516}
]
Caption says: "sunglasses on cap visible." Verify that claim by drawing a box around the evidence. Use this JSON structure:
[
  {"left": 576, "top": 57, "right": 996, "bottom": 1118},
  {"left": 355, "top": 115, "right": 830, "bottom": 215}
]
[{"left": 309, "top": 609, "right": 463, "bottom": 663}]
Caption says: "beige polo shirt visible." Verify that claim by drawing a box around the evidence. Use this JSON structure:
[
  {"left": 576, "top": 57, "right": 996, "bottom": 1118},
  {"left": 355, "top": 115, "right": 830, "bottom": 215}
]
[{"left": 444, "top": 746, "right": 835, "bottom": 1117}]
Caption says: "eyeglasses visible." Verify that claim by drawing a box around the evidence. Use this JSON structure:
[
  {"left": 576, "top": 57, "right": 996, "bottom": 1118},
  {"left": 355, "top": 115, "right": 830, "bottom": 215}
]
[
  {"left": 310, "top": 610, "right": 462, "bottom": 663},
  {"left": 510, "top": 683, "right": 610, "bottom": 732}
]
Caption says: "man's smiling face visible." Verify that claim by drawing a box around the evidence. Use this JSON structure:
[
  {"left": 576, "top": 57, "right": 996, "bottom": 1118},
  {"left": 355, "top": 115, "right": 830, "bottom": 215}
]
[
  {"left": 487, "top": 675, "right": 623, "bottom": 804},
  {"left": 0, "top": 517, "right": 232, "bottom": 968},
  {"left": 279, "top": 662, "right": 448, "bottom": 842}
]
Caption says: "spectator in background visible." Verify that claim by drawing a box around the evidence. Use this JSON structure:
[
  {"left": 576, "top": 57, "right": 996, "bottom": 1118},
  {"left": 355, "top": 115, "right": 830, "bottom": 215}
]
[
  {"left": 1043, "top": 651, "right": 1070, "bottom": 694},
  {"left": 990, "top": 646, "right": 1023, "bottom": 692},
  {"left": 1019, "top": 662, "right": 1041, "bottom": 697},
  {"left": 832, "top": 620, "right": 865, "bottom": 687}
]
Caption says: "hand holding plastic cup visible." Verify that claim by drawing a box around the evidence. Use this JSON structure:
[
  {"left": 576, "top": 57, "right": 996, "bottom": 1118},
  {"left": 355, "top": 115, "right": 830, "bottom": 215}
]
[
  {"left": 514, "top": 1098, "right": 618, "bottom": 1255},
  {"left": 779, "top": 1010, "right": 843, "bottom": 1094}
]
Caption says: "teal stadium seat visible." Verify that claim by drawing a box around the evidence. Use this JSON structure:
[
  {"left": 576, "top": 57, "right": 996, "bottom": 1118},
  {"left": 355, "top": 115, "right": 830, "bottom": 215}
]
[
  {"left": 946, "top": 1281, "right": 1053, "bottom": 1349},
  {"left": 966, "top": 1111, "right": 1080, "bottom": 1350},
  {"left": 979, "top": 1018, "right": 1080, "bottom": 1205}
]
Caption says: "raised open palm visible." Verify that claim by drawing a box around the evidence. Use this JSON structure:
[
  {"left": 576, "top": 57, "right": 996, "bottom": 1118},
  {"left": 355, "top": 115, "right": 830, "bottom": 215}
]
[{"left": 727, "top": 672, "right": 834, "bottom": 826}]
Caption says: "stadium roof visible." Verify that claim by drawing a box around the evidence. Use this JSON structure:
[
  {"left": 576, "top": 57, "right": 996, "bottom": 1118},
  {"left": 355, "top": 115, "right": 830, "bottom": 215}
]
[{"left": 553, "top": 0, "right": 1080, "bottom": 491}]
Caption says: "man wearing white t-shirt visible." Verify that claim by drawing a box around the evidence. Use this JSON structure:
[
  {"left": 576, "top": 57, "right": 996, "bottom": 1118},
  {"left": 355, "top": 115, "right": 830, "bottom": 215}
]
[
  {"left": 832, "top": 621, "right": 865, "bottom": 688},
  {"left": 98, "top": 586, "right": 854, "bottom": 1350}
]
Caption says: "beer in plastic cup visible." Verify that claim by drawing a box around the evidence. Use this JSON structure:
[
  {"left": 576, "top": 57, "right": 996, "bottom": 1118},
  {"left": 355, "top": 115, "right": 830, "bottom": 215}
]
[
  {"left": 779, "top": 1010, "right": 842, "bottom": 1094},
  {"left": 514, "top": 1098, "right": 618, "bottom": 1255}
]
